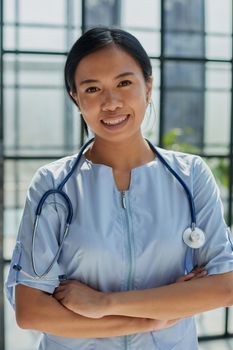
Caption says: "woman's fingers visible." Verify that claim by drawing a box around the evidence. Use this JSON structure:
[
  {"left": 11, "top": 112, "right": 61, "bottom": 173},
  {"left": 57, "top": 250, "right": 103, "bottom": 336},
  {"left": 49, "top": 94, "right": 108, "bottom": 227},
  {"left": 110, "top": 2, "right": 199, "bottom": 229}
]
[
  {"left": 176, "top": 272, "right": 195, "bottom": 283},
  {"left": 53, "top": 291, "right": 65, "bottom": 301},
  {"left": 53, "top": 284, "right": 68, "bottom": 301},
  {"left": 192, "top": 270, "right": 208, "bottom": 279},
  {"left": 191, "top": 266, "right": 205, "bottom": 273},
  {"left": 176, "top": 267, "right": 208, "bottom": 283},
  {"left": 53, "top": 285, "right": 65, "bottom": 295}
]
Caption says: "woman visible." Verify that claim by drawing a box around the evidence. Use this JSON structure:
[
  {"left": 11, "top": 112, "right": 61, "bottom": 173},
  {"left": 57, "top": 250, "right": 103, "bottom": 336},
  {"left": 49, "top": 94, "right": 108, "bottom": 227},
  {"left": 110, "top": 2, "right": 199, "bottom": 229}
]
[{"left": 5, "top": 27, "right": 233, "bottom": 350}]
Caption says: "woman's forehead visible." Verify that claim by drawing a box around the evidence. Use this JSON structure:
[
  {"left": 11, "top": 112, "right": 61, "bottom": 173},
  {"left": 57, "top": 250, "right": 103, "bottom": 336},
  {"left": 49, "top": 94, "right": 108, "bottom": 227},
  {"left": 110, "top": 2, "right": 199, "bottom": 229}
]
[{"left": 75, "top": 46, "right": 143, "bottom": 81}]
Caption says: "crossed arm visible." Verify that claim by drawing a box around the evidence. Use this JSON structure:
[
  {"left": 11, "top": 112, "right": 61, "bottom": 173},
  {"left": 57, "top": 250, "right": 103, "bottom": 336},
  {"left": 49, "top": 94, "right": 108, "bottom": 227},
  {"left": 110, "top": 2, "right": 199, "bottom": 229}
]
[
  {"left": 16, "top": 267, "right": 233, "bottom": 338},
  {"left": 16, "top": 269, "right": 199, "bottom": 338},
  {"left": 53, "top": 270, "right": 233, "bottom": 320},
  {"left": 15, "top": 284, "right": 160, "bottom": 338}
]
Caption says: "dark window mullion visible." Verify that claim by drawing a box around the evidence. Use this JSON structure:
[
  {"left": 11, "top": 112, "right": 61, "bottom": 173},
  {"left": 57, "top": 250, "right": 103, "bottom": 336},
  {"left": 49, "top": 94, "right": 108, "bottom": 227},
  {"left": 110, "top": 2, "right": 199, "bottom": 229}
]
[
  {"left": 226, "top": 13, "right": 233, "bottom": 337},
  {"left": 0, "top": 0, "right": 5, "bottom": 347},
  {"left": 159, "top": 0, "right": 165, "bottom": 147}
]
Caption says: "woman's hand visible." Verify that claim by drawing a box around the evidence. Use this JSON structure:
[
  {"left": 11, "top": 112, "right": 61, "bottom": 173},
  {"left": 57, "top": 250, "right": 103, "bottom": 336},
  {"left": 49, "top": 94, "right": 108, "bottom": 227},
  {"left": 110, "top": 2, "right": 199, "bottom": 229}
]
[
  {"left": 176, "top": 266, "right": 207, "bottom": 283},
  {"left": 53, "top": 281, "right": 181, "bottom": 330},
  {"left": 53, "top": 266, "right": 208, "bottom": 320},
  {"left": 53, "top": 280, "right": 106, "bottom": 318}
]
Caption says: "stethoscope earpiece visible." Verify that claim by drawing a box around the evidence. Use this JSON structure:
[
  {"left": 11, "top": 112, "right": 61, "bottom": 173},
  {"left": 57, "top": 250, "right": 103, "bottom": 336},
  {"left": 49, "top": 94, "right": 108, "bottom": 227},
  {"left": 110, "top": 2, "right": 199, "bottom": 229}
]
[{"left": 183, "top": 226, "right": 206, "bottom": 249}]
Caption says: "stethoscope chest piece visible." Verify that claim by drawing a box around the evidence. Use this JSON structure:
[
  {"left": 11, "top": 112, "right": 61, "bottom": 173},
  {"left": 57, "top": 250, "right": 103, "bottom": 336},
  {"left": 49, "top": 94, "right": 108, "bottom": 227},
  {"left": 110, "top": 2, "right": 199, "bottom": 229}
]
[{"left": 183, "top": 226, "right": 205, "bottom": 249}]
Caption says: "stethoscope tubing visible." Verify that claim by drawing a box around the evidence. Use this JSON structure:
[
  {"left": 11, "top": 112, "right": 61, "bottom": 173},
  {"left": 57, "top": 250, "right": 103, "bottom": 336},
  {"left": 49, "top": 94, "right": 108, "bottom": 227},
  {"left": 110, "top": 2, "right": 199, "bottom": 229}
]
[
  {"left": 31, "top": 137, "right": 200, "bottom": 279},
  {"left": 32, "top": 138, "right": 95, "bottom": 277},
  {"left": 146, "top": 139, "right": 196, "bottom": 227}
]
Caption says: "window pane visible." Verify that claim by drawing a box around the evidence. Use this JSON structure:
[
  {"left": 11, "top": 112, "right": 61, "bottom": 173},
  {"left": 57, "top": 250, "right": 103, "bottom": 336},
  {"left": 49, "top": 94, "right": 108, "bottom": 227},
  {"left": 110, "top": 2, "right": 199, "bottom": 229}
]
[
  {"left": 204, "top": 63, "right": 231, "bottom": 155},
  {"left": 205, "top": 0, "right": 232, "bottom": 34},
  {"left": 163, "top": 90, "right": 204, "bottom": 151},
  {"left": 4, "top": 54, "right": 65, "bottom": 87},
  {"left": 121, "top": 0, "right": 160, "bottom": 29},
  {"left": 3, "top": 0, "right": 15, "bottom": 22},
  {"left": 128, "top": 30, "right": 160, "bottom": 57},
  {"left": 19, "top": 0, "right": 66, "bottom": 25},
  {"left": 4, "top": 87, "right": 80, "bottom": 157},
  {"left": 3, "top": 25, "right": 15, "bottom": 50},
  {"left": 164, "top": 0, "right": 205, "bottom": 58},
  {"left": 204, "top": 92, "right": 231, "bottom": 155},
  {"left": 165, "top": 33, "right": 205, "bottom": 58},
  {"left": 4, "top": 26, "right": 66, "bottom": 52},
  {"left": 196, "top": 309, "right": 226, "bottom": 337},
  {"left": 164, "top": 0, "right": 232, "bottom": 60},
  {"left": 165, "top": 61, "right": 204, "bottom": 89},
  {"left": 73, "top": 1, "right": 82, "bottom": 28},
  {"left": 86, "top": 0, "right": 120, "bottom": 26},
  {"left": 4, "top": 160, "right": 55, "bottom": 260},
  {"left": 19, "top": 27, "right": 66, "bottom": 52},
  {"left": 205, "top": 0, "right": 232, "bottom": 59},
  {"left": 230, "top": 307, "right": 233, "bottom": 333},
  {"left": 3, "top": 0, "right": 82, "bottom": 51},
  {"left": 165, "top": 0, "right": 204, "bottom": 32},
  {"left": 206, "top": 62, "right": 231, "bottom": 90},
  {"left": 4, "top": 88, "right": 63, "bottom": 154},
  {"left": 163, "top": 60, "right": 205, "bottom": 151},
  {"left": 151, "top": 59, "right": 160, "bottom": 89},
  {"left": 206, "top": 35, "right": 232, "bottom": 60},
  {"left": 68, "top": 29, "right": 82, "bottom": 49}
]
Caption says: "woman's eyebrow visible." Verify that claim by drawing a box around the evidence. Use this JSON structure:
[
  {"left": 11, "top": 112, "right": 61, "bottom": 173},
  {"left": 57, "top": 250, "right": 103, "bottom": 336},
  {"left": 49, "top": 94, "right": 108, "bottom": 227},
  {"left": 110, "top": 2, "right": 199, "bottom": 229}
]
[
  {"left": 79, "top": 79, "right": 99, "bottom": 86},
  {"left": 79, "top": 72, "right": 135, "bottom": 86},
  {"left": 114, "top": 72, "right": 135, "bottom": 79}
]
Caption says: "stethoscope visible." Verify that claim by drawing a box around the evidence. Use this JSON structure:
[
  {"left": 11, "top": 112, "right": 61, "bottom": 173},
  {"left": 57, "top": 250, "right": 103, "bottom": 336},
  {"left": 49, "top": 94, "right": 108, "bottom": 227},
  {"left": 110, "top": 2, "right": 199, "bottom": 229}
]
[{"left": 13, "top": 137, "right": 205, "bottom": 281}]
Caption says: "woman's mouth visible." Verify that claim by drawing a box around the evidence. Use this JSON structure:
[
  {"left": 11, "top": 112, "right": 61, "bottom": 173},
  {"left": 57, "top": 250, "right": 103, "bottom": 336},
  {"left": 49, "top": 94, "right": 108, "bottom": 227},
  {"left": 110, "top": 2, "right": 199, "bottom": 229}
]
[{"left": 101, "top": 114, "right": 130, "bottom": 129}]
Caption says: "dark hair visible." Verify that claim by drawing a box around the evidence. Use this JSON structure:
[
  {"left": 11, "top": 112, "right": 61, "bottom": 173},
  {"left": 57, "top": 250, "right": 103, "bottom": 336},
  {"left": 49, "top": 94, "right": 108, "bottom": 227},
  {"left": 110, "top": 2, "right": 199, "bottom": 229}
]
[{"left": 64, "top": 26, "right": 152, "bottom": 135}]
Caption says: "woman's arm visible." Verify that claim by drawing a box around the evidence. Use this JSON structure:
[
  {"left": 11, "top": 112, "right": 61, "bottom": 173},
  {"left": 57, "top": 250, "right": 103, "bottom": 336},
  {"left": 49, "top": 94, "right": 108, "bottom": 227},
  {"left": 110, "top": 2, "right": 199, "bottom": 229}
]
[
  {"left": 53, "top": 271, "right": 233, "bottom": 321},
  {"left": 106, "top": 271, "right": 233, "bottom": 320},
  {"left": 15, "top": 284, "right": 177, "bottom": 338}
]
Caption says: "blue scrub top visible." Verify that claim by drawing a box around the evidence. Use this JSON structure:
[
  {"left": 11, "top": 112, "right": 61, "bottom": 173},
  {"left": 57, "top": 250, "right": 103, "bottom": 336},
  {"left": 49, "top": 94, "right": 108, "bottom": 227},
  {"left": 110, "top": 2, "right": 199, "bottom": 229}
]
[{"left": 5, "top": 146, "right": 233, "bottom": 350}]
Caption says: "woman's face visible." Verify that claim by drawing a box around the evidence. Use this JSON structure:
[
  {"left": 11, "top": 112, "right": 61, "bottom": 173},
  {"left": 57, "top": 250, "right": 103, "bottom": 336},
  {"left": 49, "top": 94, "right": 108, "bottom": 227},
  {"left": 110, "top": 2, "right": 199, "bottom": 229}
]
[{"left": 72, "top": 45, "right": 152, "bottom": 142}]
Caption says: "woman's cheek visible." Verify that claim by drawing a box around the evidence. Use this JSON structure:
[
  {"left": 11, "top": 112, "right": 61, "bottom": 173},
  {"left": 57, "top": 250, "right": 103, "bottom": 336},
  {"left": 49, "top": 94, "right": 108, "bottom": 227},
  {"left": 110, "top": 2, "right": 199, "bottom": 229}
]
[
  {"left": 79, "top": 97, "right": 97, "bottom": 115},
  {"left": 127, "top": 86, "right": 147, "bottom": 103}
]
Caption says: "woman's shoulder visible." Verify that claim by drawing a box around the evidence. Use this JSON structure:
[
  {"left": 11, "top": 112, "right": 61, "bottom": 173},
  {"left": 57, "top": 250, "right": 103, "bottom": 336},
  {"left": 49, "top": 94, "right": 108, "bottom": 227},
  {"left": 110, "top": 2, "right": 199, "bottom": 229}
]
[
  {"left": 155, "top": 147, "right": 218, "bottom": 197},
  {"left": 30, "top": 152, "right": 83, "bottom": 189},
  {"left": 155, "top": 146, "right": 202, "bottom": 175}
]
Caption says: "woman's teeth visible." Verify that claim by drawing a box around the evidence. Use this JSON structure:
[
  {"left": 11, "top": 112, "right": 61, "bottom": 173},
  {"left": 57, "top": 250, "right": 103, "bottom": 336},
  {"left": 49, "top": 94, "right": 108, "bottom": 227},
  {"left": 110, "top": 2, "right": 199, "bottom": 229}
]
[{"left": 102, "top": 115, "right": 128, "bottom": 125}]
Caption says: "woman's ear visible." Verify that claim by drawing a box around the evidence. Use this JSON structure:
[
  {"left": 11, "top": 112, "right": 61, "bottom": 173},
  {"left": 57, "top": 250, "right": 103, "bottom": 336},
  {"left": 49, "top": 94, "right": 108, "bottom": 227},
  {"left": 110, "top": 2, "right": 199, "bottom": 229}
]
[
  {"left": 70, "top": 91, "right": 80, "bottom": 108},
  {"left": 146, "top": 76, "right": 153, "bottom": 103},
  {"left": 70, "top": 91, "right": 77, "bottom": 102}
]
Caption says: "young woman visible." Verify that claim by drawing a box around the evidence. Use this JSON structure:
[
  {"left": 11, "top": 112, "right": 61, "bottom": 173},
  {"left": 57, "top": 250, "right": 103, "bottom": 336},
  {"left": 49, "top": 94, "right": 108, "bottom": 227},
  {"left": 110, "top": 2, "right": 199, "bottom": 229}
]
[{"left": 5, "top": 27, "right": 233, "bottom": 350}]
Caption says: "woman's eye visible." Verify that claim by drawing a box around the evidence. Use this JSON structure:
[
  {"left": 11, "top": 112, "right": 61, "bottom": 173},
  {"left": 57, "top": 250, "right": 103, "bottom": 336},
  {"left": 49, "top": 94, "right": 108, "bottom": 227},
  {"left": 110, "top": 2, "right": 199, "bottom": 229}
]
[
  {"left": 85, "top": 86, "right": 99, "bottom": 93},
  {"left": 118, "top": 80, "right": 132, "bottom": 87}
]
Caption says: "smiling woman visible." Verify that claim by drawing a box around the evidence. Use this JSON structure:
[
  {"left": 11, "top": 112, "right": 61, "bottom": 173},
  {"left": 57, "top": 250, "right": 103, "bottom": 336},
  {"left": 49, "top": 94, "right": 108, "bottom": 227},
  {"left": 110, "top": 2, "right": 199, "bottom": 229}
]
[
  {"left": 5, "top": 27, "right": 233, "bottom": 350},
  {"left": 70, "top": 45, "right": 152, "bottom": 146}
]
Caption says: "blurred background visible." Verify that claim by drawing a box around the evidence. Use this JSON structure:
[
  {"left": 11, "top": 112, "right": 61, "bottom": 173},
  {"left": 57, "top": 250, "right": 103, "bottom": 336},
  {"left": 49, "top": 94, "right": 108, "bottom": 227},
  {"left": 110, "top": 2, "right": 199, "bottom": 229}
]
[{"left": 0, "top": 0, "right": 233, "bottom": 349}]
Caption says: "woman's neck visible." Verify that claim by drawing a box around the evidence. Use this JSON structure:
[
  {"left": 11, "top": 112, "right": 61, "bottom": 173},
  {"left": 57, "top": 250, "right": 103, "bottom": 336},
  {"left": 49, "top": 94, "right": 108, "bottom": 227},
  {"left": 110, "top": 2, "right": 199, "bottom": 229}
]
[{"left": 85, "top": 133, "right": 156, "bottom": 171}]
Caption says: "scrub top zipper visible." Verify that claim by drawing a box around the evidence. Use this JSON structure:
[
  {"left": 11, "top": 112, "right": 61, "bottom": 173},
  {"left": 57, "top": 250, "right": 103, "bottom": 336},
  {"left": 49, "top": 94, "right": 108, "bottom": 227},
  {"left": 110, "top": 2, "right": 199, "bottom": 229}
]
[{"left": 121, "top": 191, "right": 135, "bottom": 350}]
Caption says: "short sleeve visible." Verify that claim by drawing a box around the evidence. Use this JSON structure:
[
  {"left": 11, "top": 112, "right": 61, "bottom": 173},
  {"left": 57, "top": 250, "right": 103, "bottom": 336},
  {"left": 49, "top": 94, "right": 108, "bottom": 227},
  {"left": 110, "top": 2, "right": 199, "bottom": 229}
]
[
  {"left": 5, "top": 167, "right": 67, "bottom": 310},
  {"left": 193, "top": 156, "right": 233, "bottom": 275}
]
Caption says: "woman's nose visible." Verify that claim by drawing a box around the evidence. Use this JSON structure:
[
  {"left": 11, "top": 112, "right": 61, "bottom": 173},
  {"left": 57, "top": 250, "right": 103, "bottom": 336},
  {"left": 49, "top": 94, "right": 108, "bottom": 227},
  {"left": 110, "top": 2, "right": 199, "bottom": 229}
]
[{"left": 101, "top": 90, "right": 123, "bottom": 111}]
